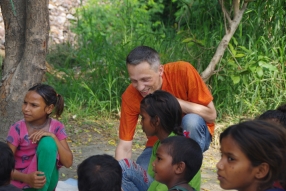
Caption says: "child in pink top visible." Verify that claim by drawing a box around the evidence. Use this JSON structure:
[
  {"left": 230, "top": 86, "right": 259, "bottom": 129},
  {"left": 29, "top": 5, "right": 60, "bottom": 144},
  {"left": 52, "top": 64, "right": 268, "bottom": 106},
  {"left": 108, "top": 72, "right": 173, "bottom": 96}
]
[{"left": 6, "top": 84, "right": 73, "bottom": 191}]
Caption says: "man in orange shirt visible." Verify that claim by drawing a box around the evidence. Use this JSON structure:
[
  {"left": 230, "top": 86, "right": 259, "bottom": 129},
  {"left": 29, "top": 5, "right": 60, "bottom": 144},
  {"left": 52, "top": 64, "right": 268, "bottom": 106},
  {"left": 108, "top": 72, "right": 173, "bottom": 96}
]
[{"left": 115, "top": 46, "right": 217, "bottom": 170}]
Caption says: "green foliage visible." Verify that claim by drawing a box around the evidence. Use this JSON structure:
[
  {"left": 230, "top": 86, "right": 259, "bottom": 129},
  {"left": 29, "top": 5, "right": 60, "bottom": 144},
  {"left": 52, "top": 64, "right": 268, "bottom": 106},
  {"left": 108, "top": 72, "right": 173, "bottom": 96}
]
[{"left": 47, "top": 0, "right": 286, "bottom": 122}]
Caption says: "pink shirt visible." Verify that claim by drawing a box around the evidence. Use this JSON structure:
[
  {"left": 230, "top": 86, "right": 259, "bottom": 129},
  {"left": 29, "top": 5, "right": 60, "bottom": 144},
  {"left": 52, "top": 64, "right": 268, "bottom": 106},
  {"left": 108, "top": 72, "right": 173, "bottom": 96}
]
[{"left": 6, "top": 118, "right": 67, "bottom": 189}]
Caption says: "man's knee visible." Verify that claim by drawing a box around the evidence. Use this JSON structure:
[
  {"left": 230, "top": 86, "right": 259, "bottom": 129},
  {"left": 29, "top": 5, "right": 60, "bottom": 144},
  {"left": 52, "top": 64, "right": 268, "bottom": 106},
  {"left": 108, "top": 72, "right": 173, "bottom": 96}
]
[
  {"left": 182, "top": 113, "right": 211, "bottom": 152},
  {"left": 182, "top": 113, "right": 206, "bottom": 131}
]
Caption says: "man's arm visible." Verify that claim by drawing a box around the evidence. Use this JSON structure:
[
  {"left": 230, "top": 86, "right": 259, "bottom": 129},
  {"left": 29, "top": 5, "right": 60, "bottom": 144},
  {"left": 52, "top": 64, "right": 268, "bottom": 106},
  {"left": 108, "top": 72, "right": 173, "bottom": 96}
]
[
  {"left": 115, "top": 139, "right": 133, "bottom": 160},
  {"left": 177, "top": 99, "right": 217, "bottom": 123}
]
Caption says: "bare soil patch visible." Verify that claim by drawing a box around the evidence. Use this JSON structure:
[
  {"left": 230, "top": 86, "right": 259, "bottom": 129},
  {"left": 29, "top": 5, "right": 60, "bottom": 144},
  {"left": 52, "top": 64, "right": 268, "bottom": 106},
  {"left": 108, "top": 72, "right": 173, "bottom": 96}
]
[{"left": 59, "top": 120, "right": 227, "bottom": 191}]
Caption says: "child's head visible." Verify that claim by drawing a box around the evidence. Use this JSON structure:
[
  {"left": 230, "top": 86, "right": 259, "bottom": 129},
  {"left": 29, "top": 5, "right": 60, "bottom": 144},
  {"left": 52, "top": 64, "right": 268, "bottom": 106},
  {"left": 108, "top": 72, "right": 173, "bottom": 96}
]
[
  {"left": 77, "top": 154, "right": 122, "bottom": 191},
  {"left": 216, "top": 120, "right": 286, "bottom": 191},
  {"left": 258, "top": 104, "right": 286, "bottom": 127},
  {"left": 27, "top": 83, "right": 64, "bottom": 118},
  {"left": 0, "top": 142, "right": 15, "bottom": 186},
  {"left": 152, "top": 136, "right": 202, "bottom": 188},
  {"left": 140, "top": 90, "right": 183, "bottom": 136}
]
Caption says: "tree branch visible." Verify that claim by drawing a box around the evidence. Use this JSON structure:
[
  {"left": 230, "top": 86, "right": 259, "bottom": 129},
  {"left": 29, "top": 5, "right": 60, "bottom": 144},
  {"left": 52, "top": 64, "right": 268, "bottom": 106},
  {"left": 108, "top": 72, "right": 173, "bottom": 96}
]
[
  {"left": 219, "top": 0, "right": 232, "bottom": 25},
  {"left": 233, "top": 0, "right": 240, "bottom": 17}
]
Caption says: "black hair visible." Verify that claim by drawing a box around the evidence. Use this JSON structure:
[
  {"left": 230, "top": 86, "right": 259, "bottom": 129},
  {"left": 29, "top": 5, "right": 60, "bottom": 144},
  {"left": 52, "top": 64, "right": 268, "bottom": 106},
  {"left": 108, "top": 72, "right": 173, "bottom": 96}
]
[
  {"left": 126, "top": 46, "right": 160, "bottom": 70},
  {"left": 0, "top": 142, "right": 15, "bottom": 186},
  {"left": 77, "top": 154, "right": 122, "bottom": 191},
  {"left": 140, "top": 90, "right": 183, "bottom": 136},
  {"left": 28, "top": 83, "right": 64, "bottom": 118},
  {"left": 258, "top": 104, "right": 286, "bottom": 127},
  {"left": 161, "top": 136, "right": 202, "bottom": 182},
  {"left": 220, "top": 120, "right": 286, "bottom": 191}
]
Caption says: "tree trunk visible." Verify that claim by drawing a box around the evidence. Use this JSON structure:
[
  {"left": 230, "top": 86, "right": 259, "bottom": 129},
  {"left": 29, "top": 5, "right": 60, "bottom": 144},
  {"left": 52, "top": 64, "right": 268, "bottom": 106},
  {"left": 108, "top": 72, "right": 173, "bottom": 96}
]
[{"left": 0, "top": 0, "right": 49, "bottom": 139}]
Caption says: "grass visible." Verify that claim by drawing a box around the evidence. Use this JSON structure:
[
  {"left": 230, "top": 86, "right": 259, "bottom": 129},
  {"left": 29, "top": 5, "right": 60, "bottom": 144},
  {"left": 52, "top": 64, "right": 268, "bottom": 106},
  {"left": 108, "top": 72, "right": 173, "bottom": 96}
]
[{"left": 45, "top": 0, "right": 286, "bottom": 132}]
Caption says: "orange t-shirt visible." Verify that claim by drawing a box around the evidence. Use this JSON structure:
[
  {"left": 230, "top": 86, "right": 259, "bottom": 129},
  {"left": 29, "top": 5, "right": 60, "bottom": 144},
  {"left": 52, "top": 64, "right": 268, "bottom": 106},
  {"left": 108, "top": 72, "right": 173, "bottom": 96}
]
[{"left": 119, "top": 61, "right": 214, "bottom": 147}]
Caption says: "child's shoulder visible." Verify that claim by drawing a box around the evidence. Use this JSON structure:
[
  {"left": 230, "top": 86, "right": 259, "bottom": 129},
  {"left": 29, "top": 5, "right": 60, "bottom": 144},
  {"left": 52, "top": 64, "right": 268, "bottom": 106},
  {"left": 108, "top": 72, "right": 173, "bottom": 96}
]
[
  {"left": 50, "top": 118, "right": 64, "bottom": 125},
  {"left": 49, "top": 118, "right": 67, "bottom": 137},
  {"left": 8, "top": 119, "right": 27, "bottom": 135},
  {"left": 10, "top": 119, "right": 25, "bottom": 127}
]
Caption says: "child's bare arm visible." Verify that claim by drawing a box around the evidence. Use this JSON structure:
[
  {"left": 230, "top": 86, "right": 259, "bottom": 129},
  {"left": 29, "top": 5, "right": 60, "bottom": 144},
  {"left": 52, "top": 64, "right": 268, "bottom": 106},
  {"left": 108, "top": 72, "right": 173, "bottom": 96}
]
[{"left": 7, "top": 142, "right": 46, "bottom": 188}]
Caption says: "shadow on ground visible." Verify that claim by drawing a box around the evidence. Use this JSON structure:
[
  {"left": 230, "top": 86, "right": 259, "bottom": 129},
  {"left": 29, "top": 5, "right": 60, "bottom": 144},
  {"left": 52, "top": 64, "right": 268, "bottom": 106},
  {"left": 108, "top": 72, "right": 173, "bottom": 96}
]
[{"left": 60, "top": 120, "right": 228, "bottom": 191}]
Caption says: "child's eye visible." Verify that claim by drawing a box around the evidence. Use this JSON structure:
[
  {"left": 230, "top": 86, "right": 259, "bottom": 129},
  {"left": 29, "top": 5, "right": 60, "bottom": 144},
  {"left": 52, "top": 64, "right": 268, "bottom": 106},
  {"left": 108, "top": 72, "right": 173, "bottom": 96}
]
[
  {"left": 157, "top": 156, "right": 161, "bottom": 161},
  {"left": 227, "top": 157, "right": 234, "bottom": 161}
]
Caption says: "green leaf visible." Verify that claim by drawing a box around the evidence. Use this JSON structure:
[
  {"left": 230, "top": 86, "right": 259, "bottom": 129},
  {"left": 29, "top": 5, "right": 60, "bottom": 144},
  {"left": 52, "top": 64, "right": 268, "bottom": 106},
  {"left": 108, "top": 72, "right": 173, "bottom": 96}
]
[
  {"left": 231, "top": 75, "right": 240, "bottom": 84},
  {"left": 218, "top": 75, "right": 225, "bottom": 81},
  {"left": 258, "top": 61, "right": 278, "bottom": 71},
  {"left": 228, "top": 43, "right": 236, "bottom": 56},
  {"left": 249, "top": 65, "right": 257, "bottom": 73},
  {"left": 235, "top": 54, "right": 245, "bottom": 58},
  {"left": 256, "top": 67, "right": 263, "bottom": 77},
  {"left": 232, "top": 37, "right": 238, "bottom": 46},
  {"left": 238, "top": 46, "right": 251, "bottom": 53},
  {"left": 182, "top": 38, "right": 194, "bottom": 43}
]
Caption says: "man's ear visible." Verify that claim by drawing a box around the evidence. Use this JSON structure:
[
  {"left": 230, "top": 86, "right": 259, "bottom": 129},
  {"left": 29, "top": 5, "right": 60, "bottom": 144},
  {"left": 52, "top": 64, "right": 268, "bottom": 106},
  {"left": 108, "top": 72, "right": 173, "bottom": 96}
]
[
  {"left": 158, "top": 65, "right": 164, "bottom": 77},
  {"left": 174, "top": 161, "right": 186, "bottom": 175},
  {"left": 255, "top": 162, "right": 269, "bottom": 179}
]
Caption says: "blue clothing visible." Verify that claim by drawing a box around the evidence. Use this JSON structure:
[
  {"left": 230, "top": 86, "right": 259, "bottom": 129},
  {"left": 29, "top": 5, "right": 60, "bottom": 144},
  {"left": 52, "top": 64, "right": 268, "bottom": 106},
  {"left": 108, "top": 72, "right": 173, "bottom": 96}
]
[
  {"left": 119, "top": 159, "right": 153, "bottom": 191},
  {"left": 136, "top": 113, "right": 210, "bottom": 171},
  {"left": 182, "top": 113, "right": 211, "bottom": 152},
  {"left": 136, "top": 147, "right": 153, "bottom": 171}
]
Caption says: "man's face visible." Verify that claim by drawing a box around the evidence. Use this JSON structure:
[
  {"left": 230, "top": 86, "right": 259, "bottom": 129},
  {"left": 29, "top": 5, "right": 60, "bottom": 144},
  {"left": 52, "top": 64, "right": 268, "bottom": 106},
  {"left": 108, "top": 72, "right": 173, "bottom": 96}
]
[{"left": 127, "top": 61, "right": 163, "bottom": 97}]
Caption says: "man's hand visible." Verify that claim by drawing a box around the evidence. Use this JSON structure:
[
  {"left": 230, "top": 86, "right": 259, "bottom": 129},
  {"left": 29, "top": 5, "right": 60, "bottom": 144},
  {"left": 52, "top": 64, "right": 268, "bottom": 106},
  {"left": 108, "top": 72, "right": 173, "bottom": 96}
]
[{"left": 115, "top": 139, "right": 133, "bottom": 160}]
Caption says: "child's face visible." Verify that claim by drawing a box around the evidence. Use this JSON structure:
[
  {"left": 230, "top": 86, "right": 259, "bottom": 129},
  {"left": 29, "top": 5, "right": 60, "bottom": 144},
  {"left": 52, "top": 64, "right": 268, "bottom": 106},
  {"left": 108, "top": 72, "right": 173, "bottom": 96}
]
[
  {"left": 216, "top": 135, "right": 260, "bottom": 191},
  {"left": 22, "top": 91, "right": 52, "bottom": 124},
  {"left": 152, "top": 144, "right": 176, "bottom": 188},
  {"left": 140, "top": 109, "right": 156, "bottom": 137}
]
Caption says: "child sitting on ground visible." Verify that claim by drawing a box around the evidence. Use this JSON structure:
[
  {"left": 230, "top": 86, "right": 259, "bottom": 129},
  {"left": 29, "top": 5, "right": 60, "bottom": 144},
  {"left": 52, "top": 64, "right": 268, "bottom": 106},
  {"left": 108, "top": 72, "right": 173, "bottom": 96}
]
[
  {"left": 119, "top": 90, "right": 201, "bottom": 191},
  {"left": 7, "top": 83, "right": 73, "bottom": 190},
  {"left": 0, "top": 141, "right": 21, "bottom": 191},
  {"left": 152, "top": 136, "right": 202, "bottom": 191},
  {"left": 217, "top": 120, "right": 286, "bottom": 191},
  {"left": 77, "top": 154, "right": 122, "bottom": 191}
]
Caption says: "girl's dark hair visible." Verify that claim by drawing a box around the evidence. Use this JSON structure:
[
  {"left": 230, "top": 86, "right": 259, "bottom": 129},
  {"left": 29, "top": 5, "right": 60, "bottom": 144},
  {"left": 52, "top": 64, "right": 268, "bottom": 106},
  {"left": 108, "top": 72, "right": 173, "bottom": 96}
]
[
  {"left": 29, "top": 83, "right": 64, "bottom": 118},
  {"left": 140, "top": 90, "right": 183, "bottom": 135},
  {"left": 258, "top": 104, "right": 286, "bottom": 127},
  {"left": 161, "top": 136, "right": 202, "bottom": 182},
  {"left": 0, "top": 142, "right": 15, "bottom": 186},
  {"left": 220, "top": 120, "right": 286, "bottom": 190}
]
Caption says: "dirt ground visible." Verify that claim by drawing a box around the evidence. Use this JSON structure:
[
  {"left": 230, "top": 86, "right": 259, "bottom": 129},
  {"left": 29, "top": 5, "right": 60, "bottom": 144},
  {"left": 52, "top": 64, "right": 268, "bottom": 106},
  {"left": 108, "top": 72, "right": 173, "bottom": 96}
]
[{"left": 59, "top": 120, "right": 227, "bottom": 191}]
